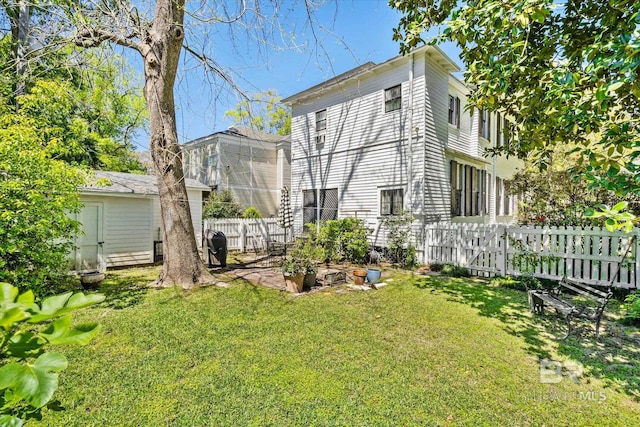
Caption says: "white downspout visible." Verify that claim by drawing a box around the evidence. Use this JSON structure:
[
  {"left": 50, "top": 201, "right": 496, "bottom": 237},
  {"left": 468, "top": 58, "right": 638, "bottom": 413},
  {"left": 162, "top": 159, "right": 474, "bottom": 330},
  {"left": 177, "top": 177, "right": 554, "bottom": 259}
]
[{"left": 408, "top": 53, "right": 414, "bottom": 209}]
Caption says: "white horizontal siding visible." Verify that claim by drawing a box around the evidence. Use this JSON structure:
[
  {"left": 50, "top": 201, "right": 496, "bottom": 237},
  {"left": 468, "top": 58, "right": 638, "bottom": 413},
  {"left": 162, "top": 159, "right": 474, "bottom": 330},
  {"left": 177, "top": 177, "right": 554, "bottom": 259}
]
[
  {"left": 422, "top": 53, "right": 451, "bottom": 223},
  {"left": 447, "top": 80, "right": 474, "bottom": 156},
  {"left": 79, "top": 195, "right": 153, "bottom": 267}
]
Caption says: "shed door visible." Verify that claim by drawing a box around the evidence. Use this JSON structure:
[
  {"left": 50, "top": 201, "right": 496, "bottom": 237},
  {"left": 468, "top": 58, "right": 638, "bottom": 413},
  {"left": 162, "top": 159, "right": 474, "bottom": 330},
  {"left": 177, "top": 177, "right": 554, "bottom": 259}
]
[{"left": 77, "top": 202, "right": 104, "bottom": 273}]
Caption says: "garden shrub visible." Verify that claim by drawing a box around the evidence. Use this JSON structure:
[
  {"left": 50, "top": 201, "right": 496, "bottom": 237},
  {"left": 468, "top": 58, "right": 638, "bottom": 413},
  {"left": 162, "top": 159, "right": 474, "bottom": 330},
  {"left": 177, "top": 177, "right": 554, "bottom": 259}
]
[
  {"left": 203, "top": 190, "right": 242, "bottom": 219},
  {"left": 307, "top": 218, "right": 371, "bottom": 264},
  {"left": 242, "top": 206, "right": 262, "bottom": 219},
  {"left": 0, "top": 117, "right": 85, "bottom": 296},
  {"left": 440, "top": 263, "right": 470, "bottom": 278},
  {"left": 621, "top": 290, "right": 640, "bottom": 325},
  {"left": 382, "top": 212, "right": 418, "bottom": 269},
  {"left": 427, "top": 263, "right": 443, "bottom": 272}
]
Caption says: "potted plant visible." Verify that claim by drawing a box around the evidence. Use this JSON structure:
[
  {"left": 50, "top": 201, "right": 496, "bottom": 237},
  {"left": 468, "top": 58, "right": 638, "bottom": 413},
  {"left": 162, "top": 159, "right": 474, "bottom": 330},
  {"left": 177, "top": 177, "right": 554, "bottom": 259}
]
[
  {"left": 281, "top": 255, "right": 305, "bottom": 293},
  {"left": 303, "top": 255, "right": 318, "bottom": 290},
  {"left": 282, "top": 240, "right": 319, "bottom": 293}
]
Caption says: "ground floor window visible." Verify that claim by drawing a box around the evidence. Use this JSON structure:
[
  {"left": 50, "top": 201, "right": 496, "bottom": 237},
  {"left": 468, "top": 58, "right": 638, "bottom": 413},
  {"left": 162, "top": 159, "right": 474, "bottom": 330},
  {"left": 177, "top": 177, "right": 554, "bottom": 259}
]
[
  {"left": 450, "top": 160, "right": 487, "bottom": 217},
  {"left": 496, "top": 177, "right": 514, "bottom": 216},
  {"left": 303, "top": 188, "right": 338, "bottom": 228},
  {"left": 380, "top": 188, "right": 404, "bottom": 216}
]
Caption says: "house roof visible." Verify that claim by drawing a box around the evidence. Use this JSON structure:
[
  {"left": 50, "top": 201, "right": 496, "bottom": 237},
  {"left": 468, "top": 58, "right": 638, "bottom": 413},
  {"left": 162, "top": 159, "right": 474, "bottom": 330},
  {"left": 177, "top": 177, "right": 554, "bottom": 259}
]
[
  {"left": 281, "top": 45, "right": 461, "bottom": 105},
  {"left": 183, "top": 126, "right": 290, "bottom": 147},
  {"left": 81, "top": 171, "right": 210, "bottom": 195}
]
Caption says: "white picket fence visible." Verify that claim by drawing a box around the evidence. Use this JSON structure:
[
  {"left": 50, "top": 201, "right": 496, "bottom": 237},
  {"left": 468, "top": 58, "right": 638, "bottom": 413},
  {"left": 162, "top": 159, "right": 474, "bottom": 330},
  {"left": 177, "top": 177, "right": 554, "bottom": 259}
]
[
  {"left": 203, "top": 218, "right": 288, "bottom": 252},
  {"left": 424, "top": 224, "right": 640, "bottom": 289}
]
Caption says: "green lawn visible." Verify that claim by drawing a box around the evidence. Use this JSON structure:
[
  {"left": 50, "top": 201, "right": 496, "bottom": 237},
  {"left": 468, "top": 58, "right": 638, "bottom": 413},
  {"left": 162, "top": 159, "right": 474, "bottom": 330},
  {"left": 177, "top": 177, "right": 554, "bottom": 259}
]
[{"left": 32, "top": 266, "right": 640, "bottom": 426}]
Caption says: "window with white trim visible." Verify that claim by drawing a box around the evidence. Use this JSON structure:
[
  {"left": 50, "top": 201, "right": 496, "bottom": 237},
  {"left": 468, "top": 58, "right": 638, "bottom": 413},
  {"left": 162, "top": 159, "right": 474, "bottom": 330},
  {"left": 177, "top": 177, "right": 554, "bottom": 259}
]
[
  {"left": 384, "top": 85, "right": 402, "bottom": 113},
  {"left": 448, "top": 95, "right": 460, "bottom": 128},
  {"left": 315, "top": 109, "right": 327, "bottom": 144},
  {"left": 450, "top": 160, "right": 487, "bottom": 217},
  {"left": 380, "top": 188, "right": 404, "bottom": 216}
]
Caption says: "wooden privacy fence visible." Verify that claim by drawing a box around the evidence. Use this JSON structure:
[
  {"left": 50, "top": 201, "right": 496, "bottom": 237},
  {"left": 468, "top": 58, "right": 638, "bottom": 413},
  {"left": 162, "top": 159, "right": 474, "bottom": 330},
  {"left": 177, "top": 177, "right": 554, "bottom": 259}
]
[
  {"left": 203, "top": 218, "right": 288, "bottom": 252},
  {"left": 424, "top": 224, "right": 640, "bottom": 289}
]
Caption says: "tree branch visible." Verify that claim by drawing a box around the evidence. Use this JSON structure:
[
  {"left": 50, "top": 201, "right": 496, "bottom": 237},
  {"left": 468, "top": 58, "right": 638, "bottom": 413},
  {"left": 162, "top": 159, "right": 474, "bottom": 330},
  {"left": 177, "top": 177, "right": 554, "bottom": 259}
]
[
  {"left": 181, "top": 43, "right": 250, "bottom": 102},
  {"left": 75, "top": 26, "right": 142, "bottom": 52}
]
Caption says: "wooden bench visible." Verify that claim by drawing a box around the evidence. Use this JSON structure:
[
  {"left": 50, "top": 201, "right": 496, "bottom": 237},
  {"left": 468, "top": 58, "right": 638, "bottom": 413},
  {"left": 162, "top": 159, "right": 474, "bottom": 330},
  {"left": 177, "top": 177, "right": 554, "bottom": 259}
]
[{"left": 528, "top": 278, "right": 613, "bottom": 339}]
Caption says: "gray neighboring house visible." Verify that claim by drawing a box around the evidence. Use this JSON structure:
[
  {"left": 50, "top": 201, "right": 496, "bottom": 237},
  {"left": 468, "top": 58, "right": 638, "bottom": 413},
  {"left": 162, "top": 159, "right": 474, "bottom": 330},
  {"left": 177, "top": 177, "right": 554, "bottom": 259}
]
[
  {"left": 74, "top": 171, "right": 209, "bottom": 273},
  {"left": 182, "top": 126, "right": 291, "bottom": 217}
]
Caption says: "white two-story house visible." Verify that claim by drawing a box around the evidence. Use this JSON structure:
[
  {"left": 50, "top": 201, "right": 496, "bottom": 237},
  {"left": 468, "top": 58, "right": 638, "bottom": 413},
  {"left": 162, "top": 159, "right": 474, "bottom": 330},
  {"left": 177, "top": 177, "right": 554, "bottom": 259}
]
[{"left": 282, "top": 45, "right": 520, "bottom": 259}]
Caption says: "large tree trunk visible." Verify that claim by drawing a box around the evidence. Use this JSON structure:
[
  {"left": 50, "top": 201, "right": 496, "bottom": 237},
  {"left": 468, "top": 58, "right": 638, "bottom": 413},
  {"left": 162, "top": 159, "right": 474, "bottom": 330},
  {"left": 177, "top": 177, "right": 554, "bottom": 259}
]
[{"left": 142, "top": 0, "right": 213, "bottom": 288}]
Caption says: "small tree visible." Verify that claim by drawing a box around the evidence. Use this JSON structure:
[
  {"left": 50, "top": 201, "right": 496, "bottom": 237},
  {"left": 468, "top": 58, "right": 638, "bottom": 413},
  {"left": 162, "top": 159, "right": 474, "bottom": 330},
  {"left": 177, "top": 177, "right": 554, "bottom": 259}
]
[
  {"left": 225, "top": 90, "right": 291, "bottom": 136},
  {"left": 0, "top": 107, "right": 85, "bottom": 296},
  {"left": 391, "top": 0, "right": 640, "bottom": 196},
  {"left": 509, "top": 148, "right": 640, "bottom": 226},
  {"left": 203, "top": 190, "right": 242, "bottom": 219}
]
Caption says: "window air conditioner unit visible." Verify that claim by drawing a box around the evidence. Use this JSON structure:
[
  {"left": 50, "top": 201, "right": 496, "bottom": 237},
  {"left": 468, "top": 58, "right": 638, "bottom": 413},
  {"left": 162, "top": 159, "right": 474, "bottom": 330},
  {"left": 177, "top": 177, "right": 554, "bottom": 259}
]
[{"left": 315, "top": 134, "right": 326, "bottom": 145}]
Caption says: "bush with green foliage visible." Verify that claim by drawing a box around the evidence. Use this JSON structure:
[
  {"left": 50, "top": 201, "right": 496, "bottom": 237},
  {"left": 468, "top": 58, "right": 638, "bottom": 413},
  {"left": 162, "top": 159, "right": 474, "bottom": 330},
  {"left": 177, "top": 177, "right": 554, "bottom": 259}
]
[
  {"left": 440, "top": 264, "right": 470, "bottom": 278},
  {"left": 382, "top": 212, "right": 418, "bottom": 269},
  {"left": 242, "top": 206, "right": 262, "bottom": 219},
  {"left": 203, "top": 190, "right": 242, "bottom": 219},
  {"left": 621, "top": 290, "right": 640, "bottom": 325},
  {"left": 0, "top": 283, "right": 104, "bottom": 426},
  {"left": 0, "top": 113, "right": 86, "bottom": 296},
  {"left": 306, "top": 218, "right": 371, "bottom": 264}
]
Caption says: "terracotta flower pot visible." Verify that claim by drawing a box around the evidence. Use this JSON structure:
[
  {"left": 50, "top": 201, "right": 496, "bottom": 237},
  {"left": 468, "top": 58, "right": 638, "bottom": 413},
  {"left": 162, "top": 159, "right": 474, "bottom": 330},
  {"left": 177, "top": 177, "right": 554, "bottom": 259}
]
[{"left": 353, "top": 269, "right": 367, "bottom": 286}]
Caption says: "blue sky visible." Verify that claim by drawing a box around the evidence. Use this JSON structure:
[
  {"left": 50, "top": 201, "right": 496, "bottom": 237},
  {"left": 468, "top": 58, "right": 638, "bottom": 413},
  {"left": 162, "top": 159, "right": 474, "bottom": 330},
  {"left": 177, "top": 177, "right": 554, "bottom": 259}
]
[{"left": 133, "top": 0, "right": 462, "bottom": 150}]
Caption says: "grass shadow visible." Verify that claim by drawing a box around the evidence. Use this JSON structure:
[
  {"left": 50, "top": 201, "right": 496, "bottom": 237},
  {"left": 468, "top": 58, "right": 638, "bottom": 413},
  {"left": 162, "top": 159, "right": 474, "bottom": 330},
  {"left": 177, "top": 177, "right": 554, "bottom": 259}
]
[
  {"left": 413, "top": 275, "right": 553, "bottom": 359},
  {"left": 97, "top": 267, "right": 157, "bottom": 310},
  {"left": 413, "top": 274, "right": 640, "bottom": 400},
  {"left": 555, "top": 305, "right": 640, "bottom": 400}
]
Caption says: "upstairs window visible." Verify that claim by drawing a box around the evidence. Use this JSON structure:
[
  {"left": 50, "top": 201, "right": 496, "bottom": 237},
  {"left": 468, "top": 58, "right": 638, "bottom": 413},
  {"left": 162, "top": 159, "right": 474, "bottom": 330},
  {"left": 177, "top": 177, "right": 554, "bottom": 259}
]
[
  {"left": 479, "top": 109, "right": 491, "bottom": 141},
  {"left": 448, "top": 95, "right": 460, "bottom": 128},
  {"left": 380, "top": 188, "right": 404, "bottom": 216},
  {"left": 315, "top": 109, "right": 327, "bottom": 144},
  {"left": 384, "top": 85, "right": 402, "bottom": 113}
]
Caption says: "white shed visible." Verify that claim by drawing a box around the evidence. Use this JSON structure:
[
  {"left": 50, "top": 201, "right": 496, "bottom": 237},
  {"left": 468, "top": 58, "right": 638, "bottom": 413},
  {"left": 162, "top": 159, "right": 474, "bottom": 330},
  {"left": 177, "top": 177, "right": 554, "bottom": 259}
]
[{"left": 73, "top": 171, "right": 209, "bottom": 273}]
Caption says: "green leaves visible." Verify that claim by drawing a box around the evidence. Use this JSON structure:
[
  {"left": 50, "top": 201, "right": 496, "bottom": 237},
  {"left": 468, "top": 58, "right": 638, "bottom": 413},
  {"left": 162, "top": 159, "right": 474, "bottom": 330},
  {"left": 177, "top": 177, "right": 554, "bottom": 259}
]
[
  {"left": 0, "top": 353, "right": 67, "bottom": 409},
  {"left": 391, "top": 0, "right": 640, "bottom": 196},
  {"left": 584, "top": 202, "right": 637, "bottom": 232},
  {"left": 29, "top": 292, "right": 105, "bottom": 323},
  {"left": 0, "top": 283, "right": 104, "bottom": 424},
  {"left": 40, "top": 317, "right": 101, "bottom": 346}
]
